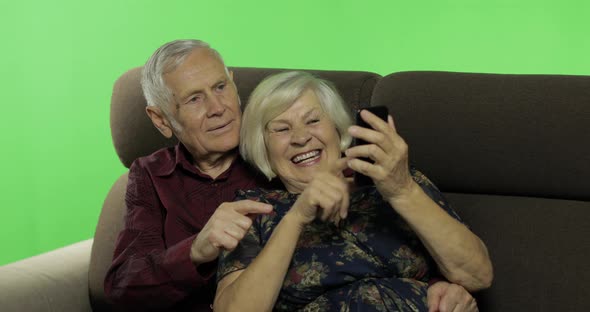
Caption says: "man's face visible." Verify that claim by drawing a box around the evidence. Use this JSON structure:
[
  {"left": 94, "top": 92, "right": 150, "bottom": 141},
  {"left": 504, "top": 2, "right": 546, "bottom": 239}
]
[
  {"left": 162, "top": 48, "right": 241, "bottom": 162},
  {"left": 265, "top": 89, "right": 342, "bottom": 193}
]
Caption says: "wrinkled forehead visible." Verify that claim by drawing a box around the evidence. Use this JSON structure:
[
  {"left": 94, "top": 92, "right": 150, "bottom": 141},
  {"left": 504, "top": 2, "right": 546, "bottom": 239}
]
[
  {"left": 164, "top": 49, "right": 230, "bottom": 92},
  {"left": 265, "top": 89, "right": 327, "bottom": 124},
  {"left": 164, "top": 47, "right": 228, "bottom": 78}
]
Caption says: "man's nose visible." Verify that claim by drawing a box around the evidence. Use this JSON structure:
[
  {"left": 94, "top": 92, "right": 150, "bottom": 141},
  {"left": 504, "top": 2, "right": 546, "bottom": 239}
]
[
  {"left": 290, "top": 126, "right": 312, "bottom": 145},
  {"left": 206, "top": 94, "right": 225, "bottom": 117}
]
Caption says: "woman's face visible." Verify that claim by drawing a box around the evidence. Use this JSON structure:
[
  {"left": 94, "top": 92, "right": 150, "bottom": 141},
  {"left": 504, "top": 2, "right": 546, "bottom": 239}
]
[{"left": 265, "top": 89, "right": 342, "bottom": 193}]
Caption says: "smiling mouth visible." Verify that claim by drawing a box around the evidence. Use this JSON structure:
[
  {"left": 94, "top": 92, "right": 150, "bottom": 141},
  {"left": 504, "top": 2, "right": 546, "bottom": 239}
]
[
  {"left": 291, "top": 150, "right": 321, "bottom": 164},
  {"left": 208, "top": 120, "right": 232, "bottom": 132}
]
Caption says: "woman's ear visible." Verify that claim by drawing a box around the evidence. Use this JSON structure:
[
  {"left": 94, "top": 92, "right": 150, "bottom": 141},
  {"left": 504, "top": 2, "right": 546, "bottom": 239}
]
[{"left": 146, "top": 106, "right": 174, "bottom": 138}]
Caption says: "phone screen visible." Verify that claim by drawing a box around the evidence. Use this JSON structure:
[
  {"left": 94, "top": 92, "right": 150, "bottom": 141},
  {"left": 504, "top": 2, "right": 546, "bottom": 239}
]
[{"left": 353, "top": 106, "right": 389, "bottom": 186}]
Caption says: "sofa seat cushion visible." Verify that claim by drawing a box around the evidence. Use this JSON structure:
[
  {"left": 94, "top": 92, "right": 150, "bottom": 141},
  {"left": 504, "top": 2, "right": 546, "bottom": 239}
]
[{"left": 444, "top": 192, "right": 590, "bottom": 312}]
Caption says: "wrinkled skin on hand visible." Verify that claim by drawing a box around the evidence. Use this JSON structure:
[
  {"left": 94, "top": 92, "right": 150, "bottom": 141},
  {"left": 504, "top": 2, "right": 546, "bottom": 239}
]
[
  {"left": 427, "top": 281, "right": 479, "bottom": 312},
  {"left": 288, "top": 157, "right": 351, "bottom": 227},
  {"left": 346, "top": 109, "right": 415, "bottom": 201},
  {"left": 190, "top": 200, "right": 273, "bottom": 264}
]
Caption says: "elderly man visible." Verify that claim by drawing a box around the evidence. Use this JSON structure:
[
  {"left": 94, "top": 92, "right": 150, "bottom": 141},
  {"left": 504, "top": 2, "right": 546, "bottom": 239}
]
[{"left": 104, "top": 39, "right": 479, "bottom": 311}]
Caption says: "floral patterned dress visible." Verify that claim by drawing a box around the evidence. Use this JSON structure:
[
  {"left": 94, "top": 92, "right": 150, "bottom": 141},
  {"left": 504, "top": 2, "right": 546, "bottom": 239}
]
[{"left": 217, "top": 170, "right": 463, "bottom": 312}]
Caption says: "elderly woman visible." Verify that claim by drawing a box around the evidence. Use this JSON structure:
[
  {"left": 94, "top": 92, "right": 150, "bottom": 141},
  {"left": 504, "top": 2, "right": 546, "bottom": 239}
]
[{"left": 214, "top": 71, "right": 493, "bottom": 311}]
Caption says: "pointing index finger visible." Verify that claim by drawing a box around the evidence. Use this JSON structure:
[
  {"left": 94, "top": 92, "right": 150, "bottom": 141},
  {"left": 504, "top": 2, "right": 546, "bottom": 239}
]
[{"left": 233, "top": 200, "right": 273, "bottom": 215}]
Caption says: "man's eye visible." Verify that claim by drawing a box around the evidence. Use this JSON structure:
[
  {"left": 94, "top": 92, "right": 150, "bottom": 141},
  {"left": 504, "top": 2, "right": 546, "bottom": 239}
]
[
  {"left": 188, "top": 95, "right": 202, "bottom": 103},
  {"left": 307, "top": 119, "right": 320, "bottom": 124},
  {"left": 216, "top": 83, "right": 226, "bottom": 91}
]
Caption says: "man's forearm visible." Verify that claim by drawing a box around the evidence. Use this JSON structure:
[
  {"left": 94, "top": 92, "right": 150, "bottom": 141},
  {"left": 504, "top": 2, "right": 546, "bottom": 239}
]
[{"left": 105, "top": 233, "right": 208, "bottom": 309}]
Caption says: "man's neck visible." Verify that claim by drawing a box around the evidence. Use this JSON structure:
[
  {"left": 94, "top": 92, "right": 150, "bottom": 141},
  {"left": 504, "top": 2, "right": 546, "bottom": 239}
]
[{"left": 192, "top": 150, "right": 239, "bottom": 179}]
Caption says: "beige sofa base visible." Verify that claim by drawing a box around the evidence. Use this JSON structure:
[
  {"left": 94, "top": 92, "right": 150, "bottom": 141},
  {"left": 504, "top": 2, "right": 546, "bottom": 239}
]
[{"left": 0, "top": 239, "right": 93, "bottom": 312}]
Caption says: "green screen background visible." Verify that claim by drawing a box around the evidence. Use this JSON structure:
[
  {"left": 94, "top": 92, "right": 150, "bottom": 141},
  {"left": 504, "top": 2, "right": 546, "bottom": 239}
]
[{"left": 1, "top": 0, "right": 589, "bottom": 265}]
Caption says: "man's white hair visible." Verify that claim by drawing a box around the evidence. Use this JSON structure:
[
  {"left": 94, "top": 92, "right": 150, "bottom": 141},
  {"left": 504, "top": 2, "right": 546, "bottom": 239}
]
[{"left": 140, "top": 39, "right": 228, "bottom": 131}]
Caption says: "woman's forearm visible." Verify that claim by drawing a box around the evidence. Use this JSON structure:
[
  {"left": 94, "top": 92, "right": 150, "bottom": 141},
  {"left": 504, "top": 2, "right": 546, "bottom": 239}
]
[
  {"left": 389, "top": 182, "right": 493, "bottom": 291},
  {"left": 214, "top": 212, "right": 304, "bottom": 312}
]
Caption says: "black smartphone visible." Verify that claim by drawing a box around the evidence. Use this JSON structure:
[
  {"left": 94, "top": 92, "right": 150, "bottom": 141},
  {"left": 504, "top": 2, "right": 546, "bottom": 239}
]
[{"left": 352, "top": 106, "right": 389, "bottom": 186}]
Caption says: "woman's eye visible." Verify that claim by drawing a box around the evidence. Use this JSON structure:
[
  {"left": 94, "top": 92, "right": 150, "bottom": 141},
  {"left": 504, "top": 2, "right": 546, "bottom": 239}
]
[
  {"left": 216, "top": 83, "right": 226, "bottom": 91},
  {"left": 307, "top": 119, "right": 320, "bottom": 124},
  {"left": 269, "top": 126, "right": 289, "bottom": 133}
]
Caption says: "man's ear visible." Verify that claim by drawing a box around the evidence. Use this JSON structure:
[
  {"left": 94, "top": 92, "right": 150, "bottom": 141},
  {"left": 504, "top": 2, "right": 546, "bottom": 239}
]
[{"left": 146, "top": 106, "right": 174, "bottom": 138}]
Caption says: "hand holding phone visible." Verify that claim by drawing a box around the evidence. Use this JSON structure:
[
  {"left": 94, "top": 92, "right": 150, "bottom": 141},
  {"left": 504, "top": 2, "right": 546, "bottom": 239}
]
[{"left": 352, "top": 106, "right": 389, "bottom": 186}]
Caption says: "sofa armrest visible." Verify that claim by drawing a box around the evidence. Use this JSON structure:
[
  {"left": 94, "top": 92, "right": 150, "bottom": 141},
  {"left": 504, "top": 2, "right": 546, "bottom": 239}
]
[{"left": 0, "top": 239, "right": 94, "bottom": 312}]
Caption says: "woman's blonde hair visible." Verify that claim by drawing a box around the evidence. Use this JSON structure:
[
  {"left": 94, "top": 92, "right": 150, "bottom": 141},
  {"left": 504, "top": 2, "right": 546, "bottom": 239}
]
[{"left": 240, "top": 71, "right": 353, "bottom": 180}]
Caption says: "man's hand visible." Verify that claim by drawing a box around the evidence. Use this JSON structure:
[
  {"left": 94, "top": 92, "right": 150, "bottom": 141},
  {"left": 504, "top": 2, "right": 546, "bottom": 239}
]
[
  {"left": 190, "top": 200, "right": 273, "bottom": 264},
  {"left": 427, "top": 281, "right": 479, "bottom": 312}
]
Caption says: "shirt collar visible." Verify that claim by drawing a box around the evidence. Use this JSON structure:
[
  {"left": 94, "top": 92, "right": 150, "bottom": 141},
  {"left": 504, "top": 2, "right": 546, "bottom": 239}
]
[
  {"left": 153, "top": 143, "right": 239, "bottom": 181},
  {"left": 151, "top": 143, "right": 191, "bottom": 176}
]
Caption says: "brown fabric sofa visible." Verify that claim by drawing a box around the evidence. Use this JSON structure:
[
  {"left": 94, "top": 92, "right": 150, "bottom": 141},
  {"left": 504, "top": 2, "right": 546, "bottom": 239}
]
[
  {"left": 371, "top": 72, "right": 590, "bottom": 311},
  {"left": 0, "top": 67, "right": 588, "bottom": 312}
]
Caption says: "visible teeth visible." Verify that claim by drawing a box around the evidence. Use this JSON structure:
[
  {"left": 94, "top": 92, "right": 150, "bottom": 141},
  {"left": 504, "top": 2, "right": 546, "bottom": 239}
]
[{"left": 292, "top": 150, "right": 320, "bottom": 163}]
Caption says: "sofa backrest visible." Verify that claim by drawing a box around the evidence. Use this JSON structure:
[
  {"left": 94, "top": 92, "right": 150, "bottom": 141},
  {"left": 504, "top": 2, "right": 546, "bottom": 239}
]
[
  {"left": 371, "top": 71, "right": 590, "bottom": 311},
  {"left": 89, "top": 67, "right": 381, "bottom": 311},
  {"left": 371, "top": 71, "right": 590, "bottom": 200}
]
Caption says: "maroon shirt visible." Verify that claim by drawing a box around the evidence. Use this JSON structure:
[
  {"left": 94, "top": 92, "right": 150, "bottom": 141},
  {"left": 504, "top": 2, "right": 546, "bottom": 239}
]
[{"left": 104, "top": 144, "right": 270, "bottom": 311}]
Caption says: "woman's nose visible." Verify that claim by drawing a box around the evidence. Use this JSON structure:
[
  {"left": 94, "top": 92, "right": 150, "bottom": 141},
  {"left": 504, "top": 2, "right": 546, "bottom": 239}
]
[{"left": 290, "top": 127, "right": 312, "bottom": 145}]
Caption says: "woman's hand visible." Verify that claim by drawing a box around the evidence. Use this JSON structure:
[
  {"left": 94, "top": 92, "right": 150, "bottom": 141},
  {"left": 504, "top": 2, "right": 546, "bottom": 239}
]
[
  {"left": 345, "top": 109, "right": 415, "bottom": 201},
  {"left": 215, "top": 159, "right": 351, "bottom": 312},
  {"left": 346, "top": 110, "right": 494, "bottom": 292},
  {"left": 288, "top": 157, "right": 350, "bottom": 226},
  {"left": 427, "top": 281, "right": 479, "bottom": 312}
]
